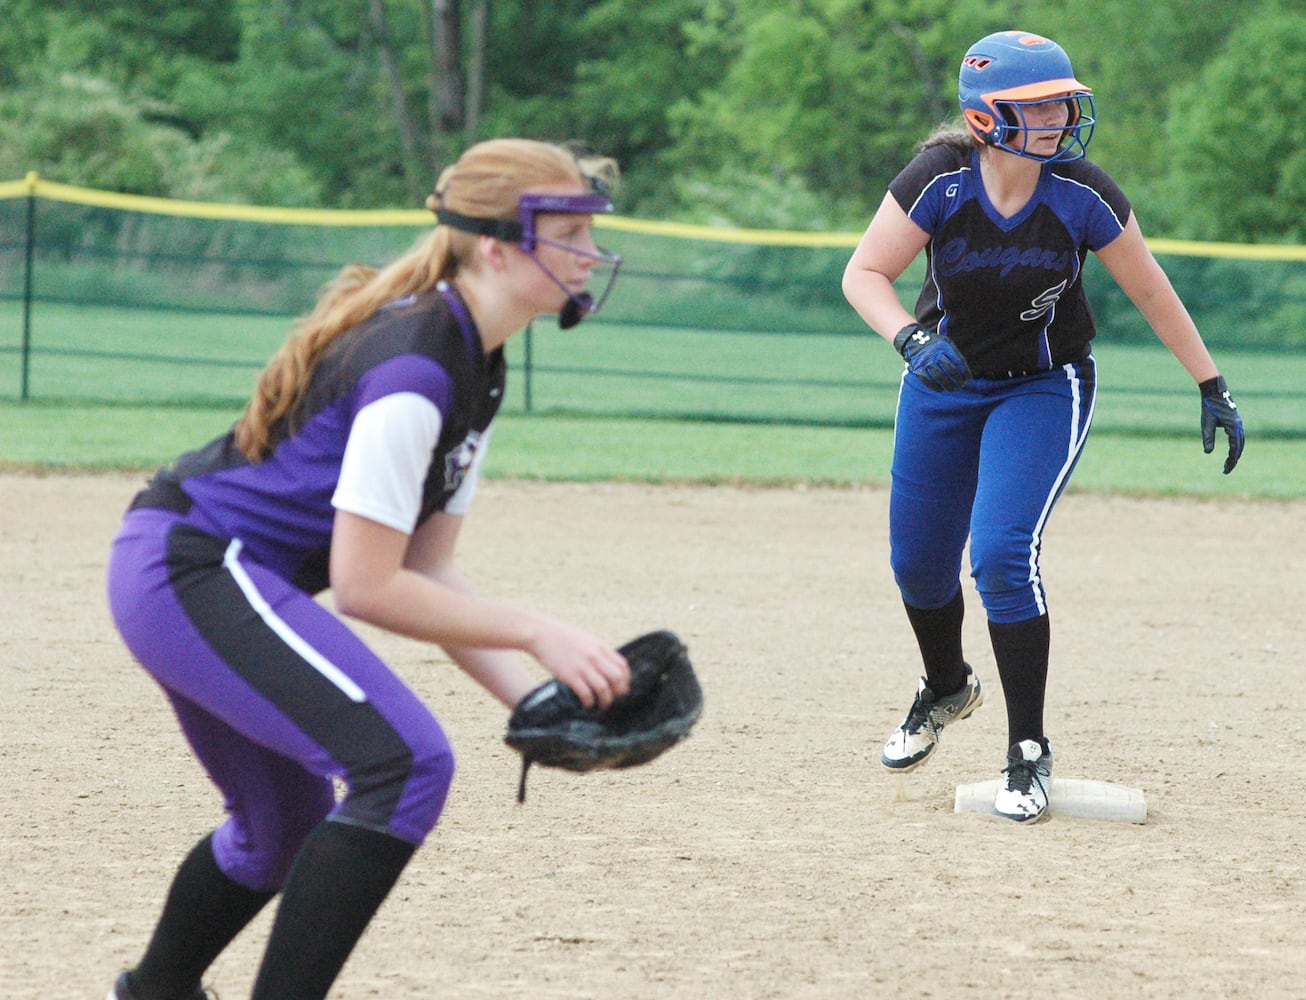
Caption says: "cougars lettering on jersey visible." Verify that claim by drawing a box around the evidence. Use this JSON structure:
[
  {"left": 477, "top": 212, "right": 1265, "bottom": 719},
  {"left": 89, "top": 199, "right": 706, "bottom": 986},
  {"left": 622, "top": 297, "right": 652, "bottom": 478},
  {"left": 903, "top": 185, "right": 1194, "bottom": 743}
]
[{"left": 889, "top": 143, "right": 1131, "bottom": 376}]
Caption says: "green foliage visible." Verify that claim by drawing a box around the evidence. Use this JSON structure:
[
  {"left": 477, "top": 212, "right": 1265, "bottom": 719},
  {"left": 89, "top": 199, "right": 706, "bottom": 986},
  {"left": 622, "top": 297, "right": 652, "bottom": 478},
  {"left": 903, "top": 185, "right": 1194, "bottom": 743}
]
[
  {"left": 211, "top": 0, "right": 412, "bottom": 207},
  {"left": 0, "top": 71, "right": 322, "bottom": 204},
  {"left": 1025, "top": 2, "right": 1241, "bottom": 199},
  {"left": 564, "top": 0, "right": 735, "bottom": 212},
  {"left": 661, "top": 0, "right": 927, "bottom": 222},
  {"left": 3, "top": 1, "right": 1306, "bottom": 239},
  {"left": 669, "top": 167, "right": 850, "bottom": 230},
  {"left": 1160, "top": 1, "right": 1306, "bottom": 241}
]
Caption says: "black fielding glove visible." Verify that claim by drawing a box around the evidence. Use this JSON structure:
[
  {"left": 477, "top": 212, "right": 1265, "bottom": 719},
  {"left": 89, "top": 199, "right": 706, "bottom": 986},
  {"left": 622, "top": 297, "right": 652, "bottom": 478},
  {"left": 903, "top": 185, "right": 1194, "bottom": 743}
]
[
  {"left": 504, "top": 630, "right": 703, "bottom": 803},
  {"left": 1199, "top": 375, "right": 1245, "bottom": 475},
  {"left": 894, "top": 323, "right": 971, "bottom": 392}
]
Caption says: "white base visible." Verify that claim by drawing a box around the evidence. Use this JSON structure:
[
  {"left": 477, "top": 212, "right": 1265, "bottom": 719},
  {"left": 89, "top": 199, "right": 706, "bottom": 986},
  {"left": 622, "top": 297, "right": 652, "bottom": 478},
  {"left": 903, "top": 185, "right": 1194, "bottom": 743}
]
[{"left": 954, "top": 777, "right": 1147, "bottom": 824}]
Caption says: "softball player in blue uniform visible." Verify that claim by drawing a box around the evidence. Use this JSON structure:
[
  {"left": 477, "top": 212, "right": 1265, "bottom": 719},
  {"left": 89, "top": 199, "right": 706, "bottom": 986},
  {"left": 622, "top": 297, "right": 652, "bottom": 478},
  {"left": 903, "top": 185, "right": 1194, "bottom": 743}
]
[
  {"left": 105, "top": 138, "right": 630, "bottom": 1000},
  {"left": 842, "top": 31, "right": 1244, "bottom": 822}
]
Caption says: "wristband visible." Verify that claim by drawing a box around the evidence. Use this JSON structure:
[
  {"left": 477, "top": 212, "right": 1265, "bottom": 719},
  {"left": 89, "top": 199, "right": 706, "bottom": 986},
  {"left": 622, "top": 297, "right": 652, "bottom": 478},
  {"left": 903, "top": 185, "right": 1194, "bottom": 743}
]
[
  {"left": 893, "top": 323, "right": 930, "bottom": 356},
  {"left": 1198, "top": 375, "right": 1227, "bottom": 398}
]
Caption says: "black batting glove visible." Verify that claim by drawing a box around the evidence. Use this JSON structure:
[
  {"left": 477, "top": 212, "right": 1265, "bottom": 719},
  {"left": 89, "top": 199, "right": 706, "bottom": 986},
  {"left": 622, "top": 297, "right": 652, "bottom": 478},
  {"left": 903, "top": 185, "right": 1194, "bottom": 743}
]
[
  {"left": 894, "top": 323, "right": 971, "bottom": 392},
  {"left": 1199, "top": 375, "right": 1244, "bottom": 475}
]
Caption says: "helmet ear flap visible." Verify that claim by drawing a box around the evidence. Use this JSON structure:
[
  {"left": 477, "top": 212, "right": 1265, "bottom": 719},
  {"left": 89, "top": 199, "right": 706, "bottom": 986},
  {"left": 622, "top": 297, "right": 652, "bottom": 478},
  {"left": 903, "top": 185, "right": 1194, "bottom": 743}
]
[{"left": 963, "top": 108, "right": 998, "bottom": 145}]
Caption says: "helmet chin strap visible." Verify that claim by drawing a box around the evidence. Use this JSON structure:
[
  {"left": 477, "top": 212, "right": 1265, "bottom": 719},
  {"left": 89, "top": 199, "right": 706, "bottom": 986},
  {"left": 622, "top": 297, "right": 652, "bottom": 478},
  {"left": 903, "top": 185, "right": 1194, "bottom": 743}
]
[{"left": 559, "top": 293, "right": 590, "bottom": 330}]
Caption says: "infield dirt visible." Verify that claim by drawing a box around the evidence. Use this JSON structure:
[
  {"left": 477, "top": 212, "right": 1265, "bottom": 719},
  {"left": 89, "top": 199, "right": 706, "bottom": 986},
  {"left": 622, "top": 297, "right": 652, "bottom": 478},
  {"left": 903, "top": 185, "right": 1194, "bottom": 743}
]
[{"left": 4, "top": 473, "right": 1304, "bottom": 999}]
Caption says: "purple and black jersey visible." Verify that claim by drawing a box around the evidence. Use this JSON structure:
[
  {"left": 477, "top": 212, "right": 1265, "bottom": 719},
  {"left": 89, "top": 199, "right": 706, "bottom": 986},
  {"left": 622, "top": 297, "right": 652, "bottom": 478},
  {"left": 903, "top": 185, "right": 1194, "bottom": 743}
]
[
  {"left": 889, "top": 144, "right": 1130, "bottom": 377},
  {"left": 131, "top": 283, "right": 505, "bottom": 593}
]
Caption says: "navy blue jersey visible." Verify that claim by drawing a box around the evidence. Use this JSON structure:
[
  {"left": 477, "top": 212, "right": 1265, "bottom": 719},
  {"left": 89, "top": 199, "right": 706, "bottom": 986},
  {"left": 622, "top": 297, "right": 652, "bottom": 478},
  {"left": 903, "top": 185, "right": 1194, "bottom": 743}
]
[
  {"left": 889, "top": 143, "right": 1131, "bottom": 376},
  {"left": 132, "top": 283, "right": 505, "bottom": 592}
]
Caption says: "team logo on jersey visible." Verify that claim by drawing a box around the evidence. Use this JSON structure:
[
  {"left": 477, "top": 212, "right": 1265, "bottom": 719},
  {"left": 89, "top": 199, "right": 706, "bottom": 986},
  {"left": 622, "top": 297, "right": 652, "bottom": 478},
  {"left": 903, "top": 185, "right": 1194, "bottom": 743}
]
[
  {"left": 1020, "top": 280, "right": 1069, "bottom": 322},
  {"left": 444, "top": 430, "right": 483, "bottom": 494}
]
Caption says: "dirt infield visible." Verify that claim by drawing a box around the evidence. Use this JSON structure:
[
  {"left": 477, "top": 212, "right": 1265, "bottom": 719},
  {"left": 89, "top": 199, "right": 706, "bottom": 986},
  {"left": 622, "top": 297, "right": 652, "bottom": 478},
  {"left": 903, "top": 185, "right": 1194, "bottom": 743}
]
[{"left": 4, "top": 472, "right": 1305, "bottom": 999}]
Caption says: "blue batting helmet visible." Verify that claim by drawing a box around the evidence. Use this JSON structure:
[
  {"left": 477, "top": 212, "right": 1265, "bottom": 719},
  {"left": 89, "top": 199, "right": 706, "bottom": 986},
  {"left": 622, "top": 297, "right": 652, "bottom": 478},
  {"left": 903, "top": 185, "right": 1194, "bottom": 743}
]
[{"left": 958, "top": 31, "right": 1095, "bottom": 162}]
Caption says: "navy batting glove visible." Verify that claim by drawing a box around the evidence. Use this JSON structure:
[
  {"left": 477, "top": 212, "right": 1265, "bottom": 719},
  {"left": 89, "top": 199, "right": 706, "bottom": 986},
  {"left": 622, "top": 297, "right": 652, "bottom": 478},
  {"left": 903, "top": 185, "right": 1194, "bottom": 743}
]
[
  {"left": 894, "top": 323, "right": 971, "bottom": 392},
  {"left": 1199, "top": 375, "right": 1244, "bottom": 474}
]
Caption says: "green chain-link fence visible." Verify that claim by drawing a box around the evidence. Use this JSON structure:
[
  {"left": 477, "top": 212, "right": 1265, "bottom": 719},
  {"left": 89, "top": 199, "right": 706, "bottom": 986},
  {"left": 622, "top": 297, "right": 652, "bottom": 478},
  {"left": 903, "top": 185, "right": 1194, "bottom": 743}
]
[{"left": 3, "top": 176, "right": 1304, "bottom": 436}]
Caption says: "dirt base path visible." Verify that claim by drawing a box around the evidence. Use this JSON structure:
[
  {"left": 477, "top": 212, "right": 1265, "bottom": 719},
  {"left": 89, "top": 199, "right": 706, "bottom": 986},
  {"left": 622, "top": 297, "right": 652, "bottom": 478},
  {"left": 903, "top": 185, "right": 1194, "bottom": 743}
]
[{"left": 4, "top": 473, "right": 1305, "bottom": 999}]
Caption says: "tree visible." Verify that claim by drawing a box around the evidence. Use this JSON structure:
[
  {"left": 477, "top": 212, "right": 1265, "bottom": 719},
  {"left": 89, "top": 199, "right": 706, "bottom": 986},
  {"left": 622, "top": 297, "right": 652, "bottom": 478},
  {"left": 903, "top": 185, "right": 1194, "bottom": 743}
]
[
  {"left": 1026, "top": 0, "right": 1243, "bottom": 225},
  {"left": 368, "top": 0, "right": 435, "bottom": 201},
  {"left": 1, "top": 0, "right": 1302, "bottom": 242},
  {"left": 1159, "top": 1, "right": 1306, "bottom": 242},
  {"left": 0, "top": 70, "right": 321, "bottom": 204},
  {"left": 644, "top": 0, "right": 991, "bottom": 226}
]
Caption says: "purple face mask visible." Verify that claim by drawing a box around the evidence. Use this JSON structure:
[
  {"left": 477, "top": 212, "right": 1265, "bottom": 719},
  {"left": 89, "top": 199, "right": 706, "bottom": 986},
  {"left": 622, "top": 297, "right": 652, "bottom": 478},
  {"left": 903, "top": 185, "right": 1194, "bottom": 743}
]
[{"left": 436, "top": 188, "right": 623, "bottom": 329}]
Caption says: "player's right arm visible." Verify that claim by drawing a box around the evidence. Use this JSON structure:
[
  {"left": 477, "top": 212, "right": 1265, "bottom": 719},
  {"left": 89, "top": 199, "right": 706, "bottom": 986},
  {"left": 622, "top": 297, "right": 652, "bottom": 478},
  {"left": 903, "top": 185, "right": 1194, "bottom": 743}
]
[
  {"left": 842, "top": 191, "right": 930, "bottom": 344},
  {"left": 402, "top": 510, "right": 539, "bottom": 707}
]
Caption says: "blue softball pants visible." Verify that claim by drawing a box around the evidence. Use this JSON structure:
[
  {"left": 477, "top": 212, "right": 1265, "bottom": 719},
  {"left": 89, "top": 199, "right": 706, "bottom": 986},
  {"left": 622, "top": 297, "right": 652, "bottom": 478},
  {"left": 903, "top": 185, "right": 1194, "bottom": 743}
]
[
  {"left": 888, "top": 357, "right": 1096, "bottom": 623},
  {"left": 107, "top": 509, "right": 456, "bottom": 893}
]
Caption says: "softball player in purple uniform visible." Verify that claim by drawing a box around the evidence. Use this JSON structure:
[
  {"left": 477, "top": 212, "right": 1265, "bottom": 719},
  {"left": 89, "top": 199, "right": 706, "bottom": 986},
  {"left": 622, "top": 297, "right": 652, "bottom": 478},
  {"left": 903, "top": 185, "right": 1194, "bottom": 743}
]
[
  {"left": 105, "top": 138, "right": 630, "bottom": 1000},
  {"left": 842, "top": 31, "right": 1244, "bottom": 822}
]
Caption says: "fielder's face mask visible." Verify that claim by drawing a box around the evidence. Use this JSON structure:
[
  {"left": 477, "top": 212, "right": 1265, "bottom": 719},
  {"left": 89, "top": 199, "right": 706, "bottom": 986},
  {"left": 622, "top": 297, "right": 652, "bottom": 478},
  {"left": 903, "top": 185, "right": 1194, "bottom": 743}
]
[{"left": 436, "top": 182, "right": 623, "bottom": 329}]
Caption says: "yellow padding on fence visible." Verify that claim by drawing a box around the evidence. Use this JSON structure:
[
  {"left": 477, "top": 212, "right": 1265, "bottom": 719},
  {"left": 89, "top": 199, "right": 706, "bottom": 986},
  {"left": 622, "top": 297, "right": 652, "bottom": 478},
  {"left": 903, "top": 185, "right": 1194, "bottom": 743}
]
[
  {"left": 2, "top": 173, "right": 1305, "bottom": 259},
  {"left": 2, "top": 175, "right": 428, "bottom": 226}
]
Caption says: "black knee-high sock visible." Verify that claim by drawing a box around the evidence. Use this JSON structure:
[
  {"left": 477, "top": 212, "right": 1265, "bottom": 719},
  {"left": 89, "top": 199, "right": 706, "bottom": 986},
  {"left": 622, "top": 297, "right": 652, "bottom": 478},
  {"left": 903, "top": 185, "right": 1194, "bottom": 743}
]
[
  {"left": 252, "top": 820, "right": 416, "bottom": 1000},
  {"left": 989, "top": 613, "right": 1051, "bottom": 750},
  {"left": 130, "top": 833, "right": 276, "bottom": 1000},
  {"left": 903, "top": 588, "right": 967, "bottom": 697}
]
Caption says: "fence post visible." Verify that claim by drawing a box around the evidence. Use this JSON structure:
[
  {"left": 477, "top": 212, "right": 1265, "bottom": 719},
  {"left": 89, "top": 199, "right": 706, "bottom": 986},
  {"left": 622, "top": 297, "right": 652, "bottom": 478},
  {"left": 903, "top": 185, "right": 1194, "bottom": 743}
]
[
  {"left": 20, "top": 171, "right": 37, "bottom": 401},
  {"left": 523, "top": 321, "right": 533, "bottom": 413}
]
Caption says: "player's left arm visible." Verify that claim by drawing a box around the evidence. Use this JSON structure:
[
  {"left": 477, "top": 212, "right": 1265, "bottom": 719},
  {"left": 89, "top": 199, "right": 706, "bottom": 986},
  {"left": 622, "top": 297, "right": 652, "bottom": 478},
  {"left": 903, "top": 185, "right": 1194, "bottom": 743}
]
[
  {"left": 1095, "top": 212, "right": 1220, "bottom": 383},
  {"left": 404, "top": 511, "right": 540, "bottom": 708},
  {"left": 1097, "top": 212, "right": 1244, "bottom": 473}
]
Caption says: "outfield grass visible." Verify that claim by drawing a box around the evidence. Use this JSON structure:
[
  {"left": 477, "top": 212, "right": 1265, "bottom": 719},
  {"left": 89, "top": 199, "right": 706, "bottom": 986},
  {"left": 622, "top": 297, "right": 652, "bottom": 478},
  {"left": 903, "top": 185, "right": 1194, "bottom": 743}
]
[
  {"left": 5, "top": 301, "right": 1305, "bottom": 437},
  {"left": 3, "top": 299, "right": 1302, "bottom": 498},
  {"left": 1, "top": 401, "right": 1300, "bottom": 500}
]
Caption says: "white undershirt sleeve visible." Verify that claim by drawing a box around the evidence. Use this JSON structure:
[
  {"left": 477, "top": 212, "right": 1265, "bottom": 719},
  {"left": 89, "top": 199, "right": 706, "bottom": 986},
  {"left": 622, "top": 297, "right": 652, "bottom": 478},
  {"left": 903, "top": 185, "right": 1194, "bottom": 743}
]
[{"left": 332, "top": 392, "right": 442, "bottom": 533}]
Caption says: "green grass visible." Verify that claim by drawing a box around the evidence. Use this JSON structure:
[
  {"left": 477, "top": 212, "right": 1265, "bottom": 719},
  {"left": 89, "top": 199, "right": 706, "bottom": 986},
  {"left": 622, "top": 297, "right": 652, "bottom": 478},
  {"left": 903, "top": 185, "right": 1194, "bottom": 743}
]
[
  {"left": 6, "top": 302, "right": 1306, "bottom": 437},
  {"left": 1, "top": 401, "right": 1300, "bottom": 499},
  {"left": 3, "top": 300, "right": 1303, "bottom": 498}
]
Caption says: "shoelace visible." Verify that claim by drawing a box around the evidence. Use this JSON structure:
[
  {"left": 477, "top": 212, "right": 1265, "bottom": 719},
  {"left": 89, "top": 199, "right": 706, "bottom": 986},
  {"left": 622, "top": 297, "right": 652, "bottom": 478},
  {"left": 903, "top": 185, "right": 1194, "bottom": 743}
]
[
  {"left": 902, "top": 690, "right": 938, "bottom": 735},
  {"left": 1003, "top": 758, "right": 1050, "bottom": 794}
]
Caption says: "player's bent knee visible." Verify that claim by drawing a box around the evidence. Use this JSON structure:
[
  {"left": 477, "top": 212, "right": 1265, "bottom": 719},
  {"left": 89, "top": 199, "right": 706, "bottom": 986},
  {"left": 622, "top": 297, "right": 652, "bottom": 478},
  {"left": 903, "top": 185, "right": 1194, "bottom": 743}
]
[
  {"left": 970, "top": 544, "right": 1045, "bottom": 618},
  {"left": 974, "top": 582, "right": 1046, "bottom": 623},
  {"left": 214, "top": 805, "right": 333, "bottom": 893},
  {"left": 336, "top": 732, "right": 456, "bottom": 845},
  {"left": 892, "top": 566, "right": 960, "bottom": 610},
  {"left": 394, "top": 741, "right": 457, "bottom": 841}
]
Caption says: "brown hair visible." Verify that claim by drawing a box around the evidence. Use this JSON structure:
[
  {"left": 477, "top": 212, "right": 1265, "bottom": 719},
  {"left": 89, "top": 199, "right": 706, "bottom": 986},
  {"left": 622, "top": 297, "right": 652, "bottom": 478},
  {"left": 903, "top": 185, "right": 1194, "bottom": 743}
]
[
  {"left": 918, "top": 116, "right": 982, "bottom": 154},
  {"left": 233, "top": 139, "right": 619, "bottom": 460}
]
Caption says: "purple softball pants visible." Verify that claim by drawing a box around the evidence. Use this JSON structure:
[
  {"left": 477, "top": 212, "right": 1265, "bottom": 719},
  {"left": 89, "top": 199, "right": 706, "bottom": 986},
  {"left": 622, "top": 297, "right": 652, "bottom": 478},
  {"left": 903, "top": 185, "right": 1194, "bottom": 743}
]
[{"left": 107, "top": 509, "right": 455, "bottom": 892}]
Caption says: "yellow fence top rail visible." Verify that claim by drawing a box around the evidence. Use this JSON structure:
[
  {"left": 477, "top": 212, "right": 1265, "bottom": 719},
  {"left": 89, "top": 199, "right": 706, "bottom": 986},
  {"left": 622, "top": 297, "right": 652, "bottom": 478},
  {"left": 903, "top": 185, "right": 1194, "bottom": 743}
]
[{"left": 4, "top": 174, "right": 1305, "bottom": 260}]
